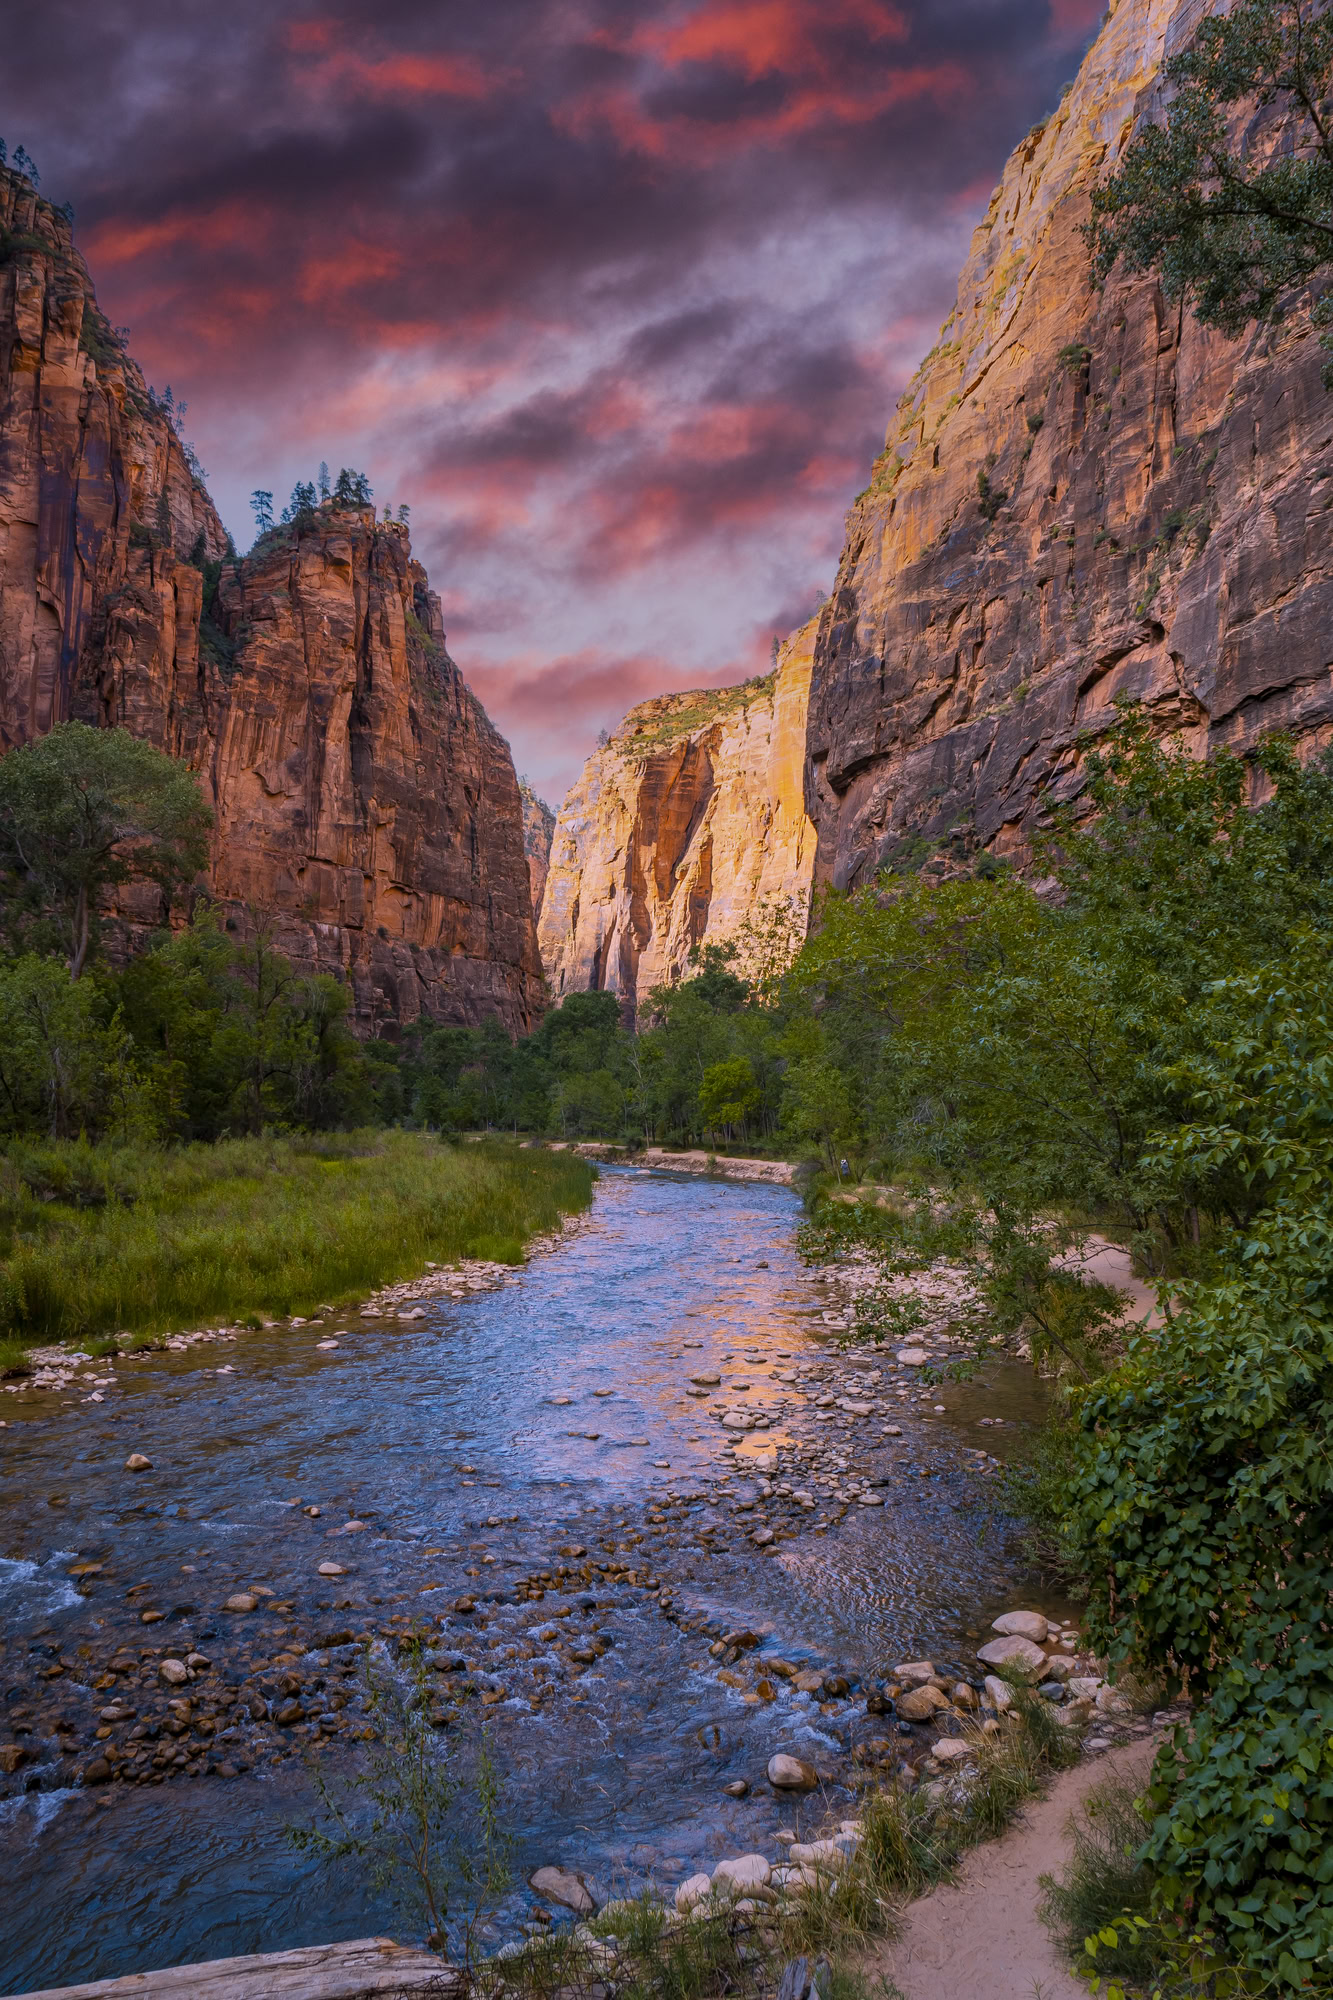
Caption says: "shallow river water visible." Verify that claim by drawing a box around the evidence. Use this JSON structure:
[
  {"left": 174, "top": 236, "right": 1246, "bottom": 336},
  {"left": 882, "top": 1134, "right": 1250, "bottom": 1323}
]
[{"left": 0, "top": 1166, "right": 1052, "bottom": 1994}]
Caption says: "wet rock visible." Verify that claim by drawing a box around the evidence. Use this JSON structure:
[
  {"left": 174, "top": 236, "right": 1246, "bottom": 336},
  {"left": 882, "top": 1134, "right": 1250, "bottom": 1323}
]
[
  {"left": 722, "top": 1778, "right": 750, "bottom": 1797},
  {"left": 951, "top": 1682, "right": 978, "bottom": 1710},
  {"left": 0, "top": 1744, "right": 25, "bottom": 1775},
  {"left": 895, "top": 1349, "right": 928, "bottom": 1367},
  {"left": 767, "top": 1753, "right": 817, "bottom": 1791},
  {"left": 317, "top": 1561, "right": 347, "bottom": 1577},
  {"left": 792, "top": 1669, "right": 826, "bottom": 1695},
  {"left": 896, "top": 1685, "right": 947, "bottom": 1722},
  {"left": 976, "top": 1635, "right": 1047, "bottom": 1677},
  {"left": 530, "top": 1865, "right": 597, "bottom": 1915},
  {"left": 158, "top": 1660, "right": 190, "bottom": 1687},
  {"left": 81, "top": 1757, "right": 113, "bottom": 1784},
  {"left": 991, "top": 1610, "right": 1049, "bottom": 1642},
  {"left": 893, "top": 1661, "right": 936, "bottom": 1685},
  {"left": 751, "top": 1528, "right": 775, "bottom": 1546},
  {"left": 224, "top": 1593, "right": 258, "bottom": 1614},
  {"left": 124, "top": 1454, "right": 152, "bottom": 1471}
]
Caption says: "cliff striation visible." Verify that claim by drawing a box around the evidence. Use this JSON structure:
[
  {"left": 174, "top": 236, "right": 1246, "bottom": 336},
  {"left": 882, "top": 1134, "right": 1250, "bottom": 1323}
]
[
  {"left": 0, "top": 166, "right": 543, "bottom": 1034},
  {"left": 539, "top": 621, "right": 817, "bottom": 1019},
  {"left": 805, "top": 0, "right": 1333, "bottom": 888},
  {"left": 520, "top": 782, "right": 556, "bottom": 916}
]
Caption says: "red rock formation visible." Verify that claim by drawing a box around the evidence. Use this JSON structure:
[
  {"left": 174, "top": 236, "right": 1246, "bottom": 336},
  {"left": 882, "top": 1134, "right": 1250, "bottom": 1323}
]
[
  {"left": 540, "top": 622, "right": 817, "bottom": 1019},
  {"left": 0, "top": 165, "right": 543, "bottom": 1034},
  {"left": 805, "top": 0, "right": 1333, "bottom": 889}
]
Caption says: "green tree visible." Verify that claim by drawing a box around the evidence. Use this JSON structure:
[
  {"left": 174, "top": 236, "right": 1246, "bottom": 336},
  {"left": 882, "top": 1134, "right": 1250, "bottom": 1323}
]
[
  {"left": 1086, "top": 0, "right": 1333, "bottom": 379},
  {"left": 0, "top": 724, "right": 211, "bottom": 979},
  {"left": 698, "top": 1055, "right": 760, "bottom": 1141},
  {"left": 249, "top": 488, "right": 274, "bottom": 537}
]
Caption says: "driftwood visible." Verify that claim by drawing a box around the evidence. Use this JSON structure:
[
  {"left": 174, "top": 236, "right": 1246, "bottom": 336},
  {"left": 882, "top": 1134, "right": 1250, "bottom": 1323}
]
[{"left": 3, "top": 1936, "right": 462, "bottom": 2000}]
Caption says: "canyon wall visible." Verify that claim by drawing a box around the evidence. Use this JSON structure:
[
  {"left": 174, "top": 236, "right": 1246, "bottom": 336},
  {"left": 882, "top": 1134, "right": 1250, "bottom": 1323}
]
[
  {"left": 520, "top": 782, "right": 556, "bottom": 916},
  {"left": 539, "top": 620, "right": 817, "bottom": 1019},
  {"left": 0, "top": 166, "right": 543, "bottom": 1034},
  {"left": 805, "top": 0, "right": 1333, "bottom": 887}
]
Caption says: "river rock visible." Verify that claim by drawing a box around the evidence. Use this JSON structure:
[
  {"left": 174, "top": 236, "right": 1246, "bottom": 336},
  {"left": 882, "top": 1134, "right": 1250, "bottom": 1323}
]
[
  {"left": 158, "top": 1659, "right": 190, "bottom": 1686},
  {"left": 768, "top": 1753, "right": 818, "bottom": 1791},
  {"left": 976, "top": 1635, "right": 1047, "bottom": 1677},
  {"left": 675, "top": 1873, "right": 713, "bottom": 1911},
  {"left": 124, "top": 1453, "right": 152, "bottom": 1471},
  {"left": 856, "top": 1492, "right": 884, "bottom": 1506},
  {"left": 895, "top": 1349, "right": 928, "bottom": 1366},
  {"left": 722, "top": 1778, "right": 749, "bottom": 1797},
  {"left": 787, "top": 1838, "right": 847, "bottom": 1872},
  {"left": 983, "top": 1675, "right": 1013, "bottom": 1713},
  {"left": 224, "top": 1593, "right": 258, "bottom": 1613},
  {"left": 752, "top": 1527, "right": 774, "bottom": 1546},
  {"left": 690, "top": 1374, "right": 721, "bottom": 1386},
  {"left": 529, "top": 1865, "right": 597, "bottom": 1915},
  {"left": 1043, "top": 1655, "right": 1075, "bottom": 1682},
  {"left": 713, "top": 1854, "right": 772, "bottom": 1894},
  {"left": 992, "top": 1610, "right": 1049, "bottom": 1642},
  {"left": 932, "top": 1737, "right": 975, "bottom": 1764},
  {"left": 1095, "top": 1682, "right": 1133, "bottom": 1716},
  {"left": 0, "top": 1745, "right": 25, "bottom": 1774},
  {"left": 317, "top": 1561, "right": 347, "bottom": 1577},
  {"left": 896, "top": 1685, "right": 947, "bottom": 1721}
]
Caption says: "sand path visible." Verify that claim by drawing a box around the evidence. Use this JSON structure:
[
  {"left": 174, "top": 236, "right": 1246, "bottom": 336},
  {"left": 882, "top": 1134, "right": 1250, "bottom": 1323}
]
[{"left": 868, "top": 1737, "right": 1157, "bottom": 2000}]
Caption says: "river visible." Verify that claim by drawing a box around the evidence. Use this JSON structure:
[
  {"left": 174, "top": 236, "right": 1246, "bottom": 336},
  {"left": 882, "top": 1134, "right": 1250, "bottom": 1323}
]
[{"left": 0, "top": 1165, "right": 1052, "bottom": 1994}]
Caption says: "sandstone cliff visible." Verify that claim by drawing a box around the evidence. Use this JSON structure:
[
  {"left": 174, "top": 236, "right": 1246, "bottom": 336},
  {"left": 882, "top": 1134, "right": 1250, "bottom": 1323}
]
[
  {"left": 539, "top": 621, "right": 817, "bottom": 1019},
  {"left": 520, "top": 782, "right": 555, "bottom": 916},
  {"left": 805, "top": 0, "right": 1333, "bottom": 888},
  {"left": 0, "top": 165, "right": 543, "bottom": 1034}
]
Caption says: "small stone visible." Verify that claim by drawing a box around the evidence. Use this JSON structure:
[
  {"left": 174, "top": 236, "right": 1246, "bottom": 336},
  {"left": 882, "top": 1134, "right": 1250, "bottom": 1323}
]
[
  {"left": 529, "top": 1865, "right": 596, "bottom": 1915},
  {"left": 158, "top": 1660, "right": 190, "bottom": 1687},
  {"left": 1043, "top": 1654, "right": 1075, "bottom": 1682},
  {"left": 932, "top": 1737, "right": 975, "bottom": 1764},
  {"left": 690, "top": 1374, "right": 721, "bottom": 1386},
  {"left": 675, "top": 1873, "right": 712, "bottom": 1911},
  {"left": 951, "top": 1682, "right": 978, "bottom": 1710},
  {"left": 895, "top": 1349, "right": 929, "bottom": 1367},
  {"left": 856, "top": 1492, "right": 884, "bottom": 1507},
  {"left": 81, "top": 1757, "right": 113, "bottom": 1784},
  {"left": 893, "top": 1661, "right": 936, "bottom": 1686},
  {"left": 976, "top": 1635, "right": 1047, "bottom": 1677},
  {"left": 721, "top": 1778, "right": 750, "bottom": 1797},
  {"left": 751, "top": 1527, "right": 774, "bottom": 1546},
  {"left": 224, "top": 1593, "right": 258, "bottom": 1613},
  {"left": 982, "top": 1675, "right": 1013, "bottom": 1713},
  {"left": 767, "top": 1753, "right": 817, "bottom": 1791},
  {"left": 139, "top": 1610, "right": 165, "bottom": 1625},
  {"left": 317, "top": 1561, "right": 347, "bottom": 1577},
  {"left": 0, "top": 1744, "right": 25, "bottom": 1775},
  {"left": 896, "top": 1685, "right": 947, "bottom": 1722},
  {"left": 712, "top": 1854, "right": 772, "bottom": 1894},
  {"left": 991, "top": 1609, "right": 1049, "bottom": 1642},
  {"left": 124, "top": 1454, "right": 152, "bottom": 1472}
]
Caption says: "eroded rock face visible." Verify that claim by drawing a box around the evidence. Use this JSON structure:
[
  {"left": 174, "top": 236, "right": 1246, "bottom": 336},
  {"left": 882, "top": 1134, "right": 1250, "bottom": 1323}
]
[
  {"left": 805, "top": 0, "right": 1333, "bottom": 890},
  {"left": 521, "top": 782, "right": 556, "bottom": 916},
  {"left": 539, "top": 621, "right": 818, "bottom": 1020},
  {"left": 0, "top": 166, "right": 543, "bottom": 1034}
]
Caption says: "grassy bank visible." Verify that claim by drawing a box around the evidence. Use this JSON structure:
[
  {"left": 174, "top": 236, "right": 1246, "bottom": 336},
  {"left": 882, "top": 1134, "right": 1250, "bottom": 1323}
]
[{"left": 0, "top": 1132, "right": 595, "bottom": 1366}]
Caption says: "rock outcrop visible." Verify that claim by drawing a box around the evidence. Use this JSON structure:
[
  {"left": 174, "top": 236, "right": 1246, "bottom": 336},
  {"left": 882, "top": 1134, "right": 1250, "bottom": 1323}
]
[
  {"left": 805, "top": 0, "right": 1333, "bottom": 889},
  {"left": 0, "top": 164, "right": 543, "bottom": 1034},
  {"left": 520, "top": 782, "right": 555, "bottom": 916},
  {"left": 539, "top": 621, "right": 817, "bottom": 1019}
]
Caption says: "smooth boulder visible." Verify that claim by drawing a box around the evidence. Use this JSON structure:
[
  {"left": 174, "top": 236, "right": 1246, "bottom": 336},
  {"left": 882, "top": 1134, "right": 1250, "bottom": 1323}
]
[
  {"left": 991, "top": 1609, "right": 1049, "bottom": 1642},
  {"left": 768, "top": 1752, "right": 818, "bottom": 1791},
  {"left": 529, "top": 1865, "right": 597, "bottom": 1915},
  {"left": 976, "top": 1634, "right": 1047, "bottom": 1677}
]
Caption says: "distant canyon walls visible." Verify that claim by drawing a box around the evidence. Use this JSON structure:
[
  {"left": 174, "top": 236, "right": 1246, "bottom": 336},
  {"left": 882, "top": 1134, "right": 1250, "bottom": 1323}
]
[
  {"left": 538, "top": 622, "right": 817, "bottom": 1020},
  {"left": 803, "top": 0, "right": 1333, "bottom": 888},
  {"left": 0, "top": 166, "right": 543, "bottom": 1034}
]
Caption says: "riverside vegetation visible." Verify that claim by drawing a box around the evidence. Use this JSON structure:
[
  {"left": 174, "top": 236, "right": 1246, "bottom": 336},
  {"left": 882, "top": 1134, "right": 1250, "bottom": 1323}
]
[{"left": 3, "top": 709, "right": 1332, "bottom": 1989}]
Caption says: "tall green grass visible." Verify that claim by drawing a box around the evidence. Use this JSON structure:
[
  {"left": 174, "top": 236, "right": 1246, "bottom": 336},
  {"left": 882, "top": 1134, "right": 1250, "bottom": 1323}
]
[{"left": 0, "top": 1133, "right": 594, "bottom": 1361}]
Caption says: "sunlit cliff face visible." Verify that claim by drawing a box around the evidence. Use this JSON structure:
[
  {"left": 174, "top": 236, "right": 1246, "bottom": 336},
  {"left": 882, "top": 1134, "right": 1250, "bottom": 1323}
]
[{"left": 7, "top": 0, "right": 1102, "bottom": 798}]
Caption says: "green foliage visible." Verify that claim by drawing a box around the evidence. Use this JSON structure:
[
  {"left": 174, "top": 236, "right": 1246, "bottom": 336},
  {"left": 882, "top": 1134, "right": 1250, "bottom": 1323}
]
[
  {"left": 0, "top": 1132, "right": 594, "bottom": 1349},
  {"left": 698, "top": 1055, "right": 761, "bottom": 1137},
  {"left": 977, "top": 468, "right": 1008, "bottom": 520},
  {"left": 1085, "top": 1, "right": 1333, "bottom": 381},
  {"left": 0, "top": 723, "right": 211, "bottom": 979},
  {"left": 290, "top": 1637, "right": 509, "bottom": 1959}
]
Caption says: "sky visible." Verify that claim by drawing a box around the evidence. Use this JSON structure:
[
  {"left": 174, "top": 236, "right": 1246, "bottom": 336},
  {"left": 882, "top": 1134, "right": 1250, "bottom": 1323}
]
[{"left": 6, "top": 0, "right": 1103, "bottom": 805}]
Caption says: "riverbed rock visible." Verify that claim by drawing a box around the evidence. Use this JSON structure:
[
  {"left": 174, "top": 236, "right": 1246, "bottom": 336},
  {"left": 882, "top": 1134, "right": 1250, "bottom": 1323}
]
[
  {"left": 124, "top": 1453, "right": 152, "bottom": 1471},
  {"left": 530, "top": 1865, "right": 597, "bottom": 1915},
  {"left": 317, "top": 1561, "right": 348, "bottom": 1577},
  {"left": 0, "top": 1744, "right": 25, "bottom": 1774},
  {"left": 895, "top": 1349, "right": 929, "bottom": 1367},
  {"left": 788, "top": 1838, "right": 847, "bottom": 1872},
  {"left": 676, "top": 1872, "right": 713, "bottom": 1911},
  {"left": 896, "top": 1685, "right": 948, "bottom": 1722},
  {"left": 722, "top": 1779, "right": 750, "bottom": 1797},
  {"left": 893, "top": 1661, "right": 936, "bottom": 1685},
  {"left": 767, "top": 1753, "right": 818, "bottom": 1791},
  {"left": 713, "top": 1854, "right": 772, "bottom": 1895},
  {"left": 158, "top": 1659, "right": 190, "bottom": 1686},
  {"left": 976, "top": 1635, "right": 1047, "bottom": 1677},
  {"left": 932, "top": 1737, "right": 976, "bottom": 1764},
  {"left": 224, "top": 1593, "right": 258, "bottom": 1613},
  {"left": 992, "top": 1610, "right": 1049, "bottom": 1642}
]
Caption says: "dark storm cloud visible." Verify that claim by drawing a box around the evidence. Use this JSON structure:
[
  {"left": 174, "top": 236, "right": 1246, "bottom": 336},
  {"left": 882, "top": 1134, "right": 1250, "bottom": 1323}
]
[{"left": 2, "top": 0, "right": 1103, "bottom": 798}]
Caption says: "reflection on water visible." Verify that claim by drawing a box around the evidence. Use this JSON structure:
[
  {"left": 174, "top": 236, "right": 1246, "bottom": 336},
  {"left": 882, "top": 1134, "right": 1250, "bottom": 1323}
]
[{"left": 0, "top": 1167, "right": 1044, "bottom": 1993}]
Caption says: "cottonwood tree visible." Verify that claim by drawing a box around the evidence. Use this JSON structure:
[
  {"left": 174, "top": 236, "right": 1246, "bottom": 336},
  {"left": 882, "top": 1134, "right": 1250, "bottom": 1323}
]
[
  {"left": 1086, "top": 0, "right": 1333, "bottom": 377},
  {"left": 0, "top": 724, "right": 211, "bottom": 979}
]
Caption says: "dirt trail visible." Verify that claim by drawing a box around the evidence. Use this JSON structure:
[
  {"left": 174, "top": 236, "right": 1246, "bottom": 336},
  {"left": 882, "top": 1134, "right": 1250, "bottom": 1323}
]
[{"left": 868, "top": 1738, "right": 1157, "bottom": 2000}]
